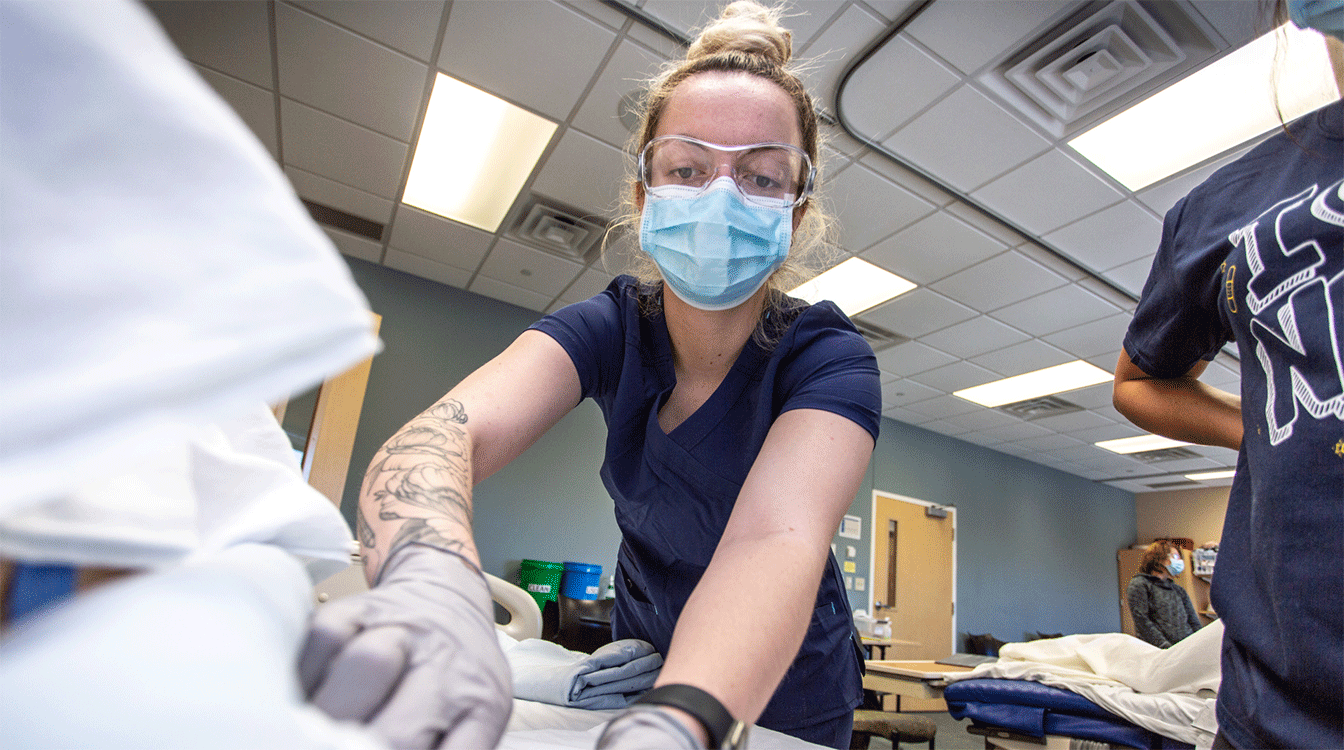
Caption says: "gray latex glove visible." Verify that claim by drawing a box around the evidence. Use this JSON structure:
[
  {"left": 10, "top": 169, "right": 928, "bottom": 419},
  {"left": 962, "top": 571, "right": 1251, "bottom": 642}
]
[
  {"left": 298, "top": 543, "right": 512, "bottom": 750},
  {"left": 595, "top": 708, "right": 704, "bottom": 750}
]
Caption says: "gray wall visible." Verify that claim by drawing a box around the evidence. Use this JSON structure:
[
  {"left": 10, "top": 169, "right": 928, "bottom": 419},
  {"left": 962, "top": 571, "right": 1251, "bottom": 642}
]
[{"left": 342, "top": 257, "right": 1136, "bottom": 643}]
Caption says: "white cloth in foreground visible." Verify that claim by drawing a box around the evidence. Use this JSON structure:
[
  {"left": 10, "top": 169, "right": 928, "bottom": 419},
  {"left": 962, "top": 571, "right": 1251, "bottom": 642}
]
[
  {"left": 0, "top": 544, "right": 383, "bottom": 750},
  {"left": 503, "top": 637, "right": 664, "bottom": 709},
  {"left": 0, "top": 0, "right": 378, "bottom": 517},
  {"left": 944, "top": 622, "right": 1223, "bottom": 747}
]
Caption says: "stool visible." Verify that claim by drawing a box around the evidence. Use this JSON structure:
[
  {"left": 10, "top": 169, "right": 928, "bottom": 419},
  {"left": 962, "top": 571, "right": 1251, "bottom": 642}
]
[{"left": 850, "top": 709, "right": 937, "bottom": 749}]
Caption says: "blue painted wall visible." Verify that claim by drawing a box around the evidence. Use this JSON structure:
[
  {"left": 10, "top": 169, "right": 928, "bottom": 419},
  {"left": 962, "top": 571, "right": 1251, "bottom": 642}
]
[{"left": 342, "top": 257, "right": 1136, "bottom": 643}]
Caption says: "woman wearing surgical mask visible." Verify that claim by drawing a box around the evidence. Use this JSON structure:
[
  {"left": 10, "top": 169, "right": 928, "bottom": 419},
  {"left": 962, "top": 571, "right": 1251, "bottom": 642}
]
[
  {"left": 1125, "top": 541, "right": 1203, "bottom": 649},
  {"left": 299, "top": 3, "right": 878, "bottom": 749}
]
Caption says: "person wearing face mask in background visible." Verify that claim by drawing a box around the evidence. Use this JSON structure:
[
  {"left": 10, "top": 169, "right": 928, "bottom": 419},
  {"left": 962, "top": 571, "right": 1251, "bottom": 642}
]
[
  {"left": 297, "top": 3, "right": 879, "bottom": 749},
  {"left": 1125, "top": 541, "right": 1203, "bottom": 650},
  {"left": 1112, "top": 0, "right": 1342, "bottom": 747}
]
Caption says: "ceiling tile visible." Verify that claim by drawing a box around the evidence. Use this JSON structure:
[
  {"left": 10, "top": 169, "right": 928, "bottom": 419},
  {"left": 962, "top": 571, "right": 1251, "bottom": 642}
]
[
  {"left": 385, "top": 247, "right": 472, "bottom": 289},
  {"left": 879, "top": 379, "right": 943, "bottom": 410},
  {"left": 285, "top": 166, "right": 395, "bottom": 224},
  {"left": 1045, "top": 200, "right": 1163, "bottom": 275},
  {"left": 874, "top": 340, "right": 957, "bottom": 378},
  {"left": 990, "top": 283, "right": 1120, "bottom": 336},
  {"left": 906, "top": 360, "right": 1000, "bottom": 393},
  {"left": 1068, "top": 422, "right": 1145, "bottom": 445},
  {"left": 978, "top": 421, "right": 1053, "bottom": 443},
  {"left": 901, "top": 394, "right": 982, "bottom": 420},
  {"left": 864, "top": 0, "right": 923, "bottom": 23},
  {"left": 841, "top": 36, "right": 960, "bottom": 141},
  {"left": 1103, "top": 254, "right": 1157, "bottom": 297},
  {"left": 971, "top": 150, "right": 1125, "bottom": 236},
  {"left": 559, "top": 267, "right": 618, "bottom": 305},
  {"left": 803, "top": 4, "right": 901, "bottom": 119},
  {"left": 919, "top": 316, "right": 1031, "bottom": 359},
  {"left": 195, "top": 66, "right": 278, "bottom": 158},
  {"left": 438, "top": 0, "right": 617, "bottom": 122},
  {"left": 1188, "top": 0, "right": 1263, "bottom": 47},
  {"left": 323, "top": 226, "right": 381, "bottom": 264},
  {"left": 856, "top": 150, "right": 957, "bottom": 209},
  {"left": 1007, "top": 433, "right": 1086, "bottom": 452},
  {"left": 883, "top": 85, "right": 1052, "bottom": 193},
  {"left": 276, "top": 4, "right": 427, "bottom": 141},
  {"left": 280, "top": 99, "right": 408, "bottom": 199},
  {"left": 1027, "top": 409, "right": 1115, "bottom": 433},
  {"left": 477, "top": 238, "right": 584, "bottom": 297},
  {"left": 469, "top": 275, "right": 552, "bottom": 312},
  {"left": 1042, "top": 313, "right": 1133, "bottom": 360},
  {"left": 938, "top": 408, "right": 1020, "bottom": 432},
  {"left": 969, "top": 339, "right": 1072, "bottom": 377},
  {"left": 1054, "top": 383, "right": 1114, "bottom": 410},
  {"left": 914, "top": 418, "right": 974, "bottom": 436},
  {"left": 145, "top": 0, "right": 273, "bottom": 87},
  {"left": 570, "top": 40, "right": 668, "bottom": 149},
  {"left": 930, "top": 249, "right": 1067, "bottom": 313},
  {"left": 387, "top": 206, "right": 493, "bottom": 270},
  {"left": 902, "top": 0, "right": 1072, "bottom": 75},
  {"left": 640, "top": 0, "right": 714, "bottom": 36},
  {"left": 291, "top": 0, "right": 444, "bottom": 62},
  {"left": 530, "top": 129, "right": 627, "bottom": 220},
  {"left": 861, "top": 210, "right": 1007, "bottom": 285},
  {"left": 860, "top": 287, "right": 978, "bottom": 339},
  {"left": 826, "top": 162, "right": 936, "bottom": 252}
]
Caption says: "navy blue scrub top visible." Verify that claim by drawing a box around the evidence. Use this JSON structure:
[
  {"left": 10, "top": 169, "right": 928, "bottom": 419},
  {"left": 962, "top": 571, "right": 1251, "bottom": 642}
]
[{"left": 529, "top": 276, "right": 881, "bottom": 731}]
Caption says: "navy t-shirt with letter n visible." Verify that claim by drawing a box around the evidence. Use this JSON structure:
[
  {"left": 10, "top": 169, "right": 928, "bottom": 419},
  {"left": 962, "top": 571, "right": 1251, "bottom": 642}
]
[
  {"left": 529, "top": 275, "right": 880, "bottom": 733},
  {"left": 1123, "top": 101, "right": 1342, "bottom": 749}
]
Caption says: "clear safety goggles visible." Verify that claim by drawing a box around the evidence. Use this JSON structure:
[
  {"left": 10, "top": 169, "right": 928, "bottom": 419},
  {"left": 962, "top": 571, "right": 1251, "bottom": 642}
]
[{"left": 638, "top": 135, "right": 815, "bottom": 208}]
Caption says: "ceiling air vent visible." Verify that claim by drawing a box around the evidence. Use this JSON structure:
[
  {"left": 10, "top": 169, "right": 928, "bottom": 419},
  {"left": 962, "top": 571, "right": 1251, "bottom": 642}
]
[
  {"left": 301, "top": 199, "right": 385, "bottom": 242},
  {"left": 1131, "top": 446, "right": 1202, "bottom": 464},
  {"left": 977, "top": 0, "right": 1220, "bottom": 138},
  {"left": 1145, "top": 479, "right": 1201, "bottom": 489},
  {"left": 512, "top": 196, "right": 606, "bottom": 263},
  {"left": 996, "top": 395, "right": 1083, "bottom": 421},
  {"left": 852, "top": 319, "right": 909, "bottom": 353}
]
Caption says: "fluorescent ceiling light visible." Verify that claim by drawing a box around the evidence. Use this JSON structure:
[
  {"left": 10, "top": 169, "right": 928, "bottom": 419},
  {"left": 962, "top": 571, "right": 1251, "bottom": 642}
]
[
  {"left": 1095, "top": 434, "right": 1192, "bottom": 454},
  {"left": 403, "top": 73, "right": 557, "bottom": 232},
  {"left": 1186, "top": 469, "right": 1236, "bottom": 481},
  {"left": 1068, "top": 23, "right": 1341, "bottom": 191},
  {"left": 788, "top": 257, "right": 916, "bottom": 316},
  {"left": 953, "top": 360, "right": 1113, "bottom": 408}
]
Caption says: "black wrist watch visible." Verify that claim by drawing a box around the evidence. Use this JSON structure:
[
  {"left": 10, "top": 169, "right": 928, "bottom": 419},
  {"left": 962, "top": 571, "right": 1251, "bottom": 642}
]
[{"left": 634, "top": 684, "right": 749, "bottom": 749}]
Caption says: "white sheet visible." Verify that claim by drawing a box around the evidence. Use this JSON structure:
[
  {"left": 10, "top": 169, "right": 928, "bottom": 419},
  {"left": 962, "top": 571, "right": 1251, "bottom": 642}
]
[
  {"left": 944, "top": 622, "right": 1223, "bottom": 747},
  {"left": 0, "top": 0, "right": 378, "bottom": 516},
  {"left": 501, "top": 703, "right": 834, "bottom": 749},
  {"left": 506, "top": 638, "right": 663, "bottom": 709}
]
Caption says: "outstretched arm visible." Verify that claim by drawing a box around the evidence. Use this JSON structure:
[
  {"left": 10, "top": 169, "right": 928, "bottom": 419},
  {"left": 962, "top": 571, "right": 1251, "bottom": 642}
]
[
  {"left": 357, "top": 329, "right": 583, "bottom": 582},
  {"left": 1112, "top": 349, "right": 1243, "bottom": 452}
]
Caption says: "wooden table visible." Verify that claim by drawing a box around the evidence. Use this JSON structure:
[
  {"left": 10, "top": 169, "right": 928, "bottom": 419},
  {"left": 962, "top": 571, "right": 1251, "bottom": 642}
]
[
  {"left": 859, "top": 637, "right": 919, "bottom": 660},
  {"left": 862, "top": 660, "right": 977, "bottom": 701}
]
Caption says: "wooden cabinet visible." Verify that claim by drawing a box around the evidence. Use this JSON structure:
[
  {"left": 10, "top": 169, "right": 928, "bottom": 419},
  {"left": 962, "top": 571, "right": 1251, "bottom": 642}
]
[{"left": 1116, "top": 547, "right": 1214, "bottom": 637}]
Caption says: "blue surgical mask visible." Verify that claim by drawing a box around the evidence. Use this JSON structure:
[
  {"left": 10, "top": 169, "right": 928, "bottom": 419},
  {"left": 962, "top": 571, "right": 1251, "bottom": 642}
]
[
  {"left": 1288, "top": 0, "right": 1344, "bottom": 40},
  {"left": 640, "top": 177, "right": 791, "bottom": 311},
  {"left": 1166, "top": 555, "right": 1185, "bottom": 577}
]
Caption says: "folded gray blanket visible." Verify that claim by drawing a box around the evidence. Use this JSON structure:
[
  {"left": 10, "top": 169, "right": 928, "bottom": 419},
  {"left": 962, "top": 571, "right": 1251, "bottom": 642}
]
[{"left": 505, "top": 638, "right": 663, "bottom": 709}]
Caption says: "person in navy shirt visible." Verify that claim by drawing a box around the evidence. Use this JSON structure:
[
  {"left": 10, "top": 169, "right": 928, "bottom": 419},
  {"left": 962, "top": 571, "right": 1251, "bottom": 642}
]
[
  {"left": 1114, "top": 7, "right": 1342, "bottom": 746},
  {"left": 300, "top": 3, "right": 880, "bottom": 749}
]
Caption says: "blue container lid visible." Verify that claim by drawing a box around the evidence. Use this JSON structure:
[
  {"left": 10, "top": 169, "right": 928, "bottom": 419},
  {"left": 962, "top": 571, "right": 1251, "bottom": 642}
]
[{"left": 562, "top": 561, "right": 601, "bottom": 574}]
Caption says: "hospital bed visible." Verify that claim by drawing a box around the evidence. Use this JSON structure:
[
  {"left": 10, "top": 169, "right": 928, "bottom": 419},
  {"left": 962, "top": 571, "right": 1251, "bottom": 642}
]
[{"left": 316, "top": 562, "right": 832, "bottom": 750}]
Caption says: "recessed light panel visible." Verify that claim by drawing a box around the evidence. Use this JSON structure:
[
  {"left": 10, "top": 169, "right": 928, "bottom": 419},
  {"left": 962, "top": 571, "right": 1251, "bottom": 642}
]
[
  {"left": 1095, "top": 434, "right": 1193, "bottom": 454},
  {"left": 403, "top": 74, "right": 557, "bottom": 232},
  {"left": 954, "top": 360, "right": 1113, "bottom": 408},
  {"left": 1068, "top": 23, "right": 1341, "bottom": 191},
  {"left": 788, "top": 257, "right": 916, "bottom": 317},
  {"left": 1186, "top": 469, "right": 1236, "bottom": 481}
]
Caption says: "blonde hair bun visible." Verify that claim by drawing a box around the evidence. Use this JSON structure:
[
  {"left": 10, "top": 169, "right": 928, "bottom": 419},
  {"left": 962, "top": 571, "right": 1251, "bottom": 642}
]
[{"left": 686, "top": 1, "right": 792, "bottom": 67}]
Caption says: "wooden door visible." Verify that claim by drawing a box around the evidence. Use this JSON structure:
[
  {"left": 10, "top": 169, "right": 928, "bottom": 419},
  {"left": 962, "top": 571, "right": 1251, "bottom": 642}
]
[{"left": 870, "top": 491, "right": 955, "bottom": 710}]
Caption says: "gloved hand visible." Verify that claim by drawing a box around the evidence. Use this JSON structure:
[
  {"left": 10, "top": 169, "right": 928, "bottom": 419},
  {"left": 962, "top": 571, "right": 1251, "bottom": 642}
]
[
  {"left": 298, "top": 543, "right": 512, "bottom": 750},
  {"left": 595, "top": 708, "right": 703, "bottom": 750}
]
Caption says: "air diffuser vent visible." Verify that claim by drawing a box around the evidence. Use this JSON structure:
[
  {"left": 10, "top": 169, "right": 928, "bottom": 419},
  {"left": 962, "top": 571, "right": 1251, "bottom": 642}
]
[
  {"left": 302, "top": 199, "right": 385, "bottom": 242},
  {"left": 852, "top": 319, "right": 910, "bottom": 353},
  {"left": 1146, "top": 479, "right": 1201, "bottom": 489},
  {"left": 1131, "top": 446, "right": 1202, "bottom": 464},
  {"left": 512, "top": 197, "right": 606, "bottom": 263},
  {"left": 996, "top": 395, "right": 1083, "bottom": 421},
  {"left": 978, "top": 0, "right": 1219, "bottom": 137}
]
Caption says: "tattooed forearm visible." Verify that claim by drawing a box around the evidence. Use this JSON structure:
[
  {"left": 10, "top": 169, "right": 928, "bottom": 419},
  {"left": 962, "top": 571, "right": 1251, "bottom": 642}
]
[{"left": 358, "top": 397, "right": 478, "bottom": 572}]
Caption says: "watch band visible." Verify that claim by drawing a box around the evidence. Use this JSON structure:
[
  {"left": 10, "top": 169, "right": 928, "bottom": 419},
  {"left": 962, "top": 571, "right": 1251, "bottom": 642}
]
[{"left": 633, "top": 684, "right": 745, "bottom": 749}]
